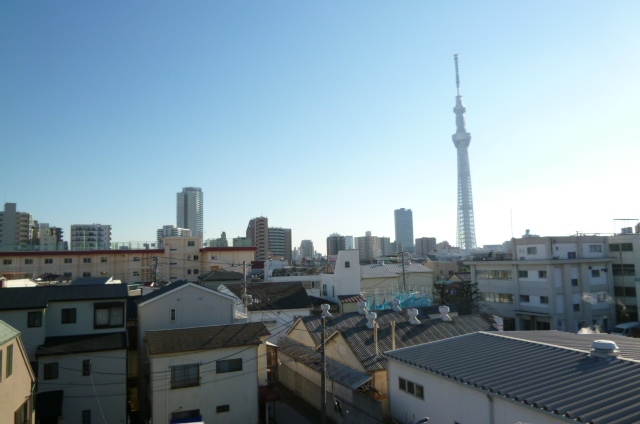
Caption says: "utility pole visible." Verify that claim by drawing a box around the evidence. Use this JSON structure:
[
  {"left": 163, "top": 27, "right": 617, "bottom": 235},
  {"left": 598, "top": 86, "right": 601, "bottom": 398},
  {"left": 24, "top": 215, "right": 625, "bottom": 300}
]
[
  {"left": 152, "top": 256, "right": 158, "bottom": 283},
  {"left": 400, "top": 251, "right": 407, "bottom": 291},
  {"left": 320, "top": 313, "right": 327, "bottom": 424}
]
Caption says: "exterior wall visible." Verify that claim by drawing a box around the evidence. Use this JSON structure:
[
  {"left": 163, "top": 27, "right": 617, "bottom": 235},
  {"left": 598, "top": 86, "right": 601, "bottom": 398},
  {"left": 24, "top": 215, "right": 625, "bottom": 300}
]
[
  {"left": 0, "top": 308, "right": 47, "bottom": 360},
  {"left": 388, "top": 358, "right": 565, "bottom": 424},
  {"left": 325, "top": 333, "right": 366, "bottom": 372},
  {"left": 46, "top": 299, "right": 126, "bottom": 338},
  {"left": 69, "top": 224, "right": 112, "bottom": 251},
  {"left": 248, "top": 308, "right": 310, "bottom": 343},
  {"left": 361, "top": 272, "right": 434, "bottom": 296},
  {"left": 149, "top": 345, "right": 260, "bottom": 424},
  {"left": 38, "top": 349, "right": 127, "bottom": 424},
  {"left": 426, "top": 258, "right": 458, "bottom": 280},
  {"left": 286, "top": 320, "right": 317, "bottom": 347},
  {"left": 608, "top": 233, "right": 640, "bottom": 322},
  {"left": 0, "top": 335, "right": 35, "bottom": 424},
  {"left": 322, "top": 250, "right": 361, "bottom": 303}
]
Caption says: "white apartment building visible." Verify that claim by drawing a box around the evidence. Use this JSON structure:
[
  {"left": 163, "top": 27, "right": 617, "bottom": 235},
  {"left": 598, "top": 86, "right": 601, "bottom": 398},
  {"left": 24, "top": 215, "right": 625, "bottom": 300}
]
[
  {"left": 0, "top": 202, "right": 37, "bottom": 250},
  {"left": 608, "top": 232, "right": 640, "bottom": 322},
  {"left": 156, "top": 225, "right": 191, "bottom": 248},
  {"left": 415, "top": 237, "right": 437, "bottom": 256},
  {"left": 69, "top": 223, "right": 112, "bottom": 250},
  {"left": 467, "top": 235, "right": 615, "bottom": 333}
]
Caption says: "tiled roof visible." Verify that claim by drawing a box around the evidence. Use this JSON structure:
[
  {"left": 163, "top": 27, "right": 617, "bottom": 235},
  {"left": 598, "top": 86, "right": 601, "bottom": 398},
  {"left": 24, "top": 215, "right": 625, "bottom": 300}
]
[
  {"left": 0, "top": 320, "right": 19, "bottom": 345},
  {"left": 36, "top": 332, "right": 127, "bottom": 356},
  {"left": 278, "top": 338, "right": 371, "bottom": 390},
  {"left": 0, "top": 284, "right": 128, "bottom": 311},
  {"left": 146, "top": 322, "right": 270, "bottom": 355},
  {"left": 223, "top": 282, "right": 313, "bottom": 311},
  {"left": 337, "top": 294, "right": 365, "bottom": 303},
  {"left": 361, "top": 262, "right": 433, "bottom": 279},
  {"left": 198, "top": 270, "right": 245, "bottom": 282},
  {"left": 385, "top": 331, "right": 640, "bottom": 424},
  {"left": 135, "top": 280, "right": 233, "bottom": 305},
  {"left": 309, "top": 296, "right": 338, "bottom": 307}
]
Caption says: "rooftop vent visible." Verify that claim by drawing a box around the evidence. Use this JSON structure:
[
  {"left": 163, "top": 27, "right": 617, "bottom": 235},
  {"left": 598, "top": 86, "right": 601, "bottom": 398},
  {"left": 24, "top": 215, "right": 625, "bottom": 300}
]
[
  {"left": 391, "top": 299, "right": 402, "bottom": 312},
  {"left": 358, "top": 301, "right": 368, "bottom": 315},
  {"left": 366, "top": 311, "right": 377, "bottom": 329},
  {"left": 590, "top": 340, "right": 619, "bottom": 359},
  {"left": 321, "top": 303, "right": 333, "bottom": 318},
  {"left": 408, "top": 308, "right": 420, "bottom": 325},
  {"left": 439, "top": 305, "right": 452, "bottom": 322}
]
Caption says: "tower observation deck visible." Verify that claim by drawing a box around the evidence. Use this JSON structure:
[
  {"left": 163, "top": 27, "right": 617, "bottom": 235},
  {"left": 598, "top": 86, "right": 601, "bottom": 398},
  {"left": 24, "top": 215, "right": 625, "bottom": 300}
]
[{"left": 452, "top": 54, "right": 477, "bottom": 250}]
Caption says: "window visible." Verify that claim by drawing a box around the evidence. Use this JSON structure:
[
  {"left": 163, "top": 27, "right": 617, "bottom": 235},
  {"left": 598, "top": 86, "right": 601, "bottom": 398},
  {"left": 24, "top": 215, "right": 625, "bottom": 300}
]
[
  {"left": 399, "top": 376, "right": 424, "bottom": 400},
  {"left": 540, "top": 296, "right": 549, "bottom": 304},
  {"left": 63, "top": 272, "right": 72, "bottom": 279},
  {"left": 83, "top": 258, "right": 91, "bottom": 263},
  {"left": 568, "top": 252, "right": 577, "bottom": 259},
  {"left": 216, "top": 358, "right": 242, "bottom": 373},
  {"left": 622, "top": 243, "right": 633, "bottom": 252},
  {"left": 187, "top": 241, "right": 195, "bottom": 247},
  {"left": 193, "top": 255, "right": 199, "bottom": 260},
  {"left": 64, "top": 258, "right": 73, "bottom": 264},
  {"left": 589, "top": 245, "right": 602, "bottom": 253},
  {"left": 44, "top": 363, "right": 58, "bottom": 380},
  {"left": 100, "top": 257, "right": 108, "bottom": 263},
  {"left": 407, "top": 381, "right": 415, "bottom": 394},
  {"left": 520, "top": 295, "right": 530, "bottom": 303},
  {"left": 614, "top": 286, "right": 625, "bottom": 297},
  {"left": 83, "top": 272, "right": 91, "bottom": 277},
  {"left": 171, "top": 309, "right": 176, "bottom": 321},
  {"left": 591, "top": 269, "right": 600, "bottom": 278},
  {"left": 133, "top": 257, "right": 140, "bottom": 262},
  {"left": 44, "top": 258, "right": 53, "bottom": 264},
  {"left": 171, "top": 364, "right": 199, "bottom": 389},
  {"left": 132, "top": 271, "right": 140, "bottom": 277},
  {"left": 193, "top": 269, "right": 199, "bottom": 274},
  {"left": 415, "top": 384, "right": 424, "bottom": 399},
  {"left": 399, "top": 377, "right": 406, "bottom": 391},
  {"left": 2, "top": 259, "right": 12, "bottom": 265},
  {"left": 217, "top": 405, "right": 230, "bottom": 413},
  {"left": 526, "top": 247, "right": 537, "bottom": 254},
  {"left": 571, "top": 278, "right": 579, "bottom": 286},
  {"left": 62, "top": 308, "right": 77, "bottom": 324},
  {"left": 210, "top": 255, "right": 216, "bottom": 260},
  {"left": 24, "top": 259, "right": 33, "bottom": 265},
  {"left": 322, "top": 284, "right": 327, "bottom": 296},
  {"left": 83, "top": 359, "right": 91, "bottom": 376},
  {"left": 573, "top": 303, "right": 581, "bottom": 312},
  {"left": 610, "top": 243, "right": 620, "bottom": 252},
  {"left": 597, "top": 293, "right": 606, "bottom": 302},
  {"left": 613, "top": 264, "right": 636, "bottom": 276},
  {"left": 538, "top": 270, "right": 547, "bottom": 278},
  {"left": 6, "top": 344, "right": 13, "bottom": 378},
  {"left": 345, "top": 261, "right": 350, "bottom": 268},
  {"left": 625, "top": 287, "right": 637, "bottom": 297},
  {"left": 82, "top": 409, "right": 91, "bottom": 424},
  {"left": 518, "top": 270, "right": 528, "bottom": 278},
  {"left": 187, "top": 269, "right": 192, "bottom": 275},
  {"left": 94, "top": 302, "right": 124, "bottom": 329},
  {"left": 28, "top": 311, "right": 42, "bottom": 328},
  {"left": 172, "top": 410, "right": 201, "bottom": 421}
]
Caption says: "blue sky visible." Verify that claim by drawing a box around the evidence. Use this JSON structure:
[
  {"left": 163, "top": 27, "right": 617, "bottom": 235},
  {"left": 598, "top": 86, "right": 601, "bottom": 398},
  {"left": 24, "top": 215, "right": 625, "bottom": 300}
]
[{"left": 2, "top": 1, "right": 640, "bottom": 254}]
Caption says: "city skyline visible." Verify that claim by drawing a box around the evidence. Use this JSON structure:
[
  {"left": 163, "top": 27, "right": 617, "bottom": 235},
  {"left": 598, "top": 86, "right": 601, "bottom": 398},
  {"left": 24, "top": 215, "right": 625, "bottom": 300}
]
[{"left": 2, "top": 2, "right": 639, "bottom": 254}]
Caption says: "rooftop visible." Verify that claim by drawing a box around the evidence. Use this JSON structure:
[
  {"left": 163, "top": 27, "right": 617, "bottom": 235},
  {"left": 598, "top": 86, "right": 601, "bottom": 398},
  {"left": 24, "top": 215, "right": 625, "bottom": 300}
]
[
  {"left": 361, "top": 262, "right": 433, "bottom": 279},
  {"left": 222, "top": 281, "right": 313, "bottom": 311},
  {"left": 0, "top": 284, "right": 128, "bottom": 311},
  {"left": 37, "top": 332, "right": 127, "bottom": 356}
]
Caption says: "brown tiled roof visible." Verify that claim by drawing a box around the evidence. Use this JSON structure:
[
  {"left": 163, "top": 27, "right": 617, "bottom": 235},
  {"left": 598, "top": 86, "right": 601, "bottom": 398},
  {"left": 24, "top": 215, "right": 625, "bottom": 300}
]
[
  {"left": 337, "top": 294, "right": 365, "bottom": 303},
  {"left": 146, "top": 322, "right": 270, "bottom": 355}
]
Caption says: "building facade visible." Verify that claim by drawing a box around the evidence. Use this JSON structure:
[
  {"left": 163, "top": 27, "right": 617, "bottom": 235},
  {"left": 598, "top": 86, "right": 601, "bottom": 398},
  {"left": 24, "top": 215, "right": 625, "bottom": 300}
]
[
  {"left": 69, "top": 224, "right": 112, "bottom": 251},
  {"left": 608, "top": 232, "right": 640, "bottom": 322},
  {"left": 415, "top": 237, "right": 437, "bottom": 256},
  {"left": 268, "top": 227, "right": 292, "bottom": 264},
  {"left": 326, "top": 233, "right": 346, "bottom": 256},
  {"left": 0, "top": 321, "right": 35, "bottom": 424},
  {"left": 394, "top": 208, "right": 414, "bottom": 253},
  {"left": 356, "top": 232, "right": 382, "bottom": 262},
  {"left": 176, "top": 187, "right": 204, "bottom": 239},
  {"left": 299, "top": 240, "right": 314, "bottom": 261},
  {"left": 156, "top": 225, "right": 191, "bottom": 248},
  {"left": 247, "top": 217, "right": 269, "bottom": 261},
  {"left": 0, "top": 203, "right": 37, "bottom": 251}
]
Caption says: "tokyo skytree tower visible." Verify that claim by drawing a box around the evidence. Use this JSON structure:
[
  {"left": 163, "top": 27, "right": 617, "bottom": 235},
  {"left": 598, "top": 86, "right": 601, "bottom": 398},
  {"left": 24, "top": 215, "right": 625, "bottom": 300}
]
[{"left": 452, "top": 54, "right": 477, "bottom": 250}]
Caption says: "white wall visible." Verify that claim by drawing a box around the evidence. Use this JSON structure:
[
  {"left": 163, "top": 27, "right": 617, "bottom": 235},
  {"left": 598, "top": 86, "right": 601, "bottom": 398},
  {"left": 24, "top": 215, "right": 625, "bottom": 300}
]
[{"left": 46, "top": 299, "right": 126, "bottom": 338}]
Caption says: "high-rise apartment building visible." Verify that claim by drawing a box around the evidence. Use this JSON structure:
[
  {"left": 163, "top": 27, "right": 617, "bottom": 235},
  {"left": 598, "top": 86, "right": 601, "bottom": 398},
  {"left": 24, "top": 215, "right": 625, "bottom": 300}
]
[
  {"left": 247, "top": 217, "right": 269, "bottom": 261},
  {"left": 176, "top": 187, "right": 203, "bottom": 239},
  {"left": 157, "top": 225, "right": 192, "bottom": 248},
  {"left": 299, "top": 240, "right": 314, "bottom": 261},
  {"left": 326, "top": 233, "right": 346, "bottom": 256},
  {"left": 415, "top": 237, "right": 437, "bottom": 256},
  {"left": 394, "top": 208, "right": 414, "bottom": 253},
  {"left": 38, "top": 223, "right": 66, "bottom": 251},
  {"left": 268, "top": 227, "right": 292, "bottom": 264},
  {"left": 356, "top": 231, "right": 382, "bottom": 262},
  {"left": 344, "top": 236, "right": 354, "bottom": 250},
  {"left": 70, "top": 224, "right": 112, "bottom": 251},
  {"left": 0, "top": 203, "right": 37, "bottom": 250}
]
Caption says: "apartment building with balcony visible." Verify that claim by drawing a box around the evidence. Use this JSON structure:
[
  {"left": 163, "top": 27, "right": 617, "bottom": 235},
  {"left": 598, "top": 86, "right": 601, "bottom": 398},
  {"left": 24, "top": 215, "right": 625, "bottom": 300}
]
[
  {"left": 0, "top": 203, "right": 37, "bottom": 251},
  {"left": 69, "top": 223, "right": 112, "bottom": 250},
  {"left": 467, "top": 235, "right": 615, "bottom": 333},
  {"left": 608, "top": 232, "right": 640, "bottom": 322},
  {"left": 247, "top": 217, "right": 269, "bottom": 261}
]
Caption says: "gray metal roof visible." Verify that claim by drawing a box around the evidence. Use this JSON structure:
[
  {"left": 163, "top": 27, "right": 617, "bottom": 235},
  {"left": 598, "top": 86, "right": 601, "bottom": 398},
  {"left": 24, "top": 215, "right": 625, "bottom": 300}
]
[
  {"left": 0, "top": 284, "right": 128, "bottom": 311},
  {"left": 222, "top": 281, "right": 313, "bottom": 311},
  {"left": 385, "top": 331, "right": 640, "bottom": 424},
  {"left": 0, "top": 320, "right": 19, "bottom": 345},
  {"left": 361, "top": 262, "right": 433, "bottom": 279},
  {"left": 36, "top": 332, "right": 127, "bottom": 357},
  {"left": 146, "top": 322, "right": 269, "bottom": 355},
  {"left": 278, "top": 338, "right": 371, "bottom": 390}
]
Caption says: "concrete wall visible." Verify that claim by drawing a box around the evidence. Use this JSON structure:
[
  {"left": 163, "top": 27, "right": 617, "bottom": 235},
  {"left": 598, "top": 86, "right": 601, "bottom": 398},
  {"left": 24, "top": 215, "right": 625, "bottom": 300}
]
[{"left": 0, "top": 308, "right": 47, "bottom": 360}]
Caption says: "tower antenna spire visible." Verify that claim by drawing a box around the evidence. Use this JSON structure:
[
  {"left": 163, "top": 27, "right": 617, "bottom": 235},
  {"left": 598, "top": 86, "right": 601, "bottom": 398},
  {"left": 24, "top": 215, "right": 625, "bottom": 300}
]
[{"left": 454, "top": 53, "right": 461, "bottom": 96}]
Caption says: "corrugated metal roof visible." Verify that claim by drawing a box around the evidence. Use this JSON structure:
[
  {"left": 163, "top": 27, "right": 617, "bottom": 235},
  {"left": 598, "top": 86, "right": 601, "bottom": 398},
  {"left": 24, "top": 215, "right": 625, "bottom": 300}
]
[
  {"left": 146, "top": 322, "right": 270, "bottom": 355},
  {"left": 278, "top": 338, "right": 371, "bottom": 390},
  {"left": 385, "top": 332, "right": 640, "bottom": 424}
]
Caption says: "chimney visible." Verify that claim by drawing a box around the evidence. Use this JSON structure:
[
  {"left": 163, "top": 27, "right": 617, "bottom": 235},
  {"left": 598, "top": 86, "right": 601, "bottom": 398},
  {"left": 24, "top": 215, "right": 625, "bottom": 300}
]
[
  {"left": 439, "top": 305, "right": 452, "bottom": 321},
  {"left": 358, "top": 301, "right": 368, "bottom": 315},
  {"left": 366, "top": 311, "right": 377, "bottom": 329},
  {"left": 391, "top": 299, "right": 402, "bottom": 312},
  {"left": 321, "top": 303, "right": 333, "bottom": 318},
  {"left": 590, "top": 340, "right": 619, "bottom": 359},
  {"left": 408, "top": 308, "right": 420, "bottom": 325}
]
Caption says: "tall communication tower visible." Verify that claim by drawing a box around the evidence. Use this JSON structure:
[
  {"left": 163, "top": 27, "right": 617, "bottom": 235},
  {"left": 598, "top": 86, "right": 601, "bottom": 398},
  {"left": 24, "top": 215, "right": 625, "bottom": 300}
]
[{"left": 452, "top": 54, "right": 477, "bottom": 250}]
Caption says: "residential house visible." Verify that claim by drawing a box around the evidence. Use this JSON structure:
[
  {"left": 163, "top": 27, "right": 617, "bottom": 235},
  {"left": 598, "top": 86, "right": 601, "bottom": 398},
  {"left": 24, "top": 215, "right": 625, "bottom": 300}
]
[
  {"left": 146, "top": 322, "right": 272, "bottom": 424},
  {"left": 386, "top": 331, "right": 640, "bottom": 424},
  {"left": 0, "top": 320, "right": 35, "bottom": 424}
]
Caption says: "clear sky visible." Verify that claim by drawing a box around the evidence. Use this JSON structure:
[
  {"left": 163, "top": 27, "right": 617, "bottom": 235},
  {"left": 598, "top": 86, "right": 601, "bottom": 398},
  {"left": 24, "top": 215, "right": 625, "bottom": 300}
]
[{"left": 2, "top": 1, "right": 640, "bottom": 254}]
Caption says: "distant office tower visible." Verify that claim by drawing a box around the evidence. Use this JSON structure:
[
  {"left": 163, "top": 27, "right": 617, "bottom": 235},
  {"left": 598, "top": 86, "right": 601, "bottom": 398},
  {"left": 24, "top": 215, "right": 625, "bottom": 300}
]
[
  {"left": 176, "top": 187, "right": 204, "bottom": 239},
  {"left": 326, "top": 233, "right": 346, "bottom": 256},
  {"left": 157, "top": 225, "right": 191, "bottom": 248},
  {"left": 268, "top": 227, "right": 292, "bottom": 264},
  {"left": 394, "top": 208, "right": 414, "bottom": 253},
  {"left": 0, "top": 203, "right": 37, "bottom": 249},
  {"left": 247, "top": 217, "right": 269, "bottom": 261},
  {"left": 344, "top": 236, "right": 354, "bottom": 250},
  {"left": 205, "top": 231, "right": 229, "bottom": 248},
  {"left": 415, "top": 237, "right": 437, "bottom": 256},
  {"left": 38, "top": 223, "right": 66, "bottom": 251},
  {"left": 299, "top": 240, "right": 314, "bottom": 261},
  {"left": 357, "top": 231, "right": 382, "bottom": 262},
  {"left": 233, "top": 236, "right": 253, "bottom": 247},
  {"left": 70, "top": 224, "right": 112, "bottom": 250},
  {"left": 452, "top": 54, "right": 477, "bottom": 250}
]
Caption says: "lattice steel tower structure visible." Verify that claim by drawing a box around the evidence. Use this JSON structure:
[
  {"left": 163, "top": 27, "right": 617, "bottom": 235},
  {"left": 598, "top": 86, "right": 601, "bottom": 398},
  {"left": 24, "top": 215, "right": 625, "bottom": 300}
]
[{"left": 452, "top": 54, "right": 477, "bottom": 250}]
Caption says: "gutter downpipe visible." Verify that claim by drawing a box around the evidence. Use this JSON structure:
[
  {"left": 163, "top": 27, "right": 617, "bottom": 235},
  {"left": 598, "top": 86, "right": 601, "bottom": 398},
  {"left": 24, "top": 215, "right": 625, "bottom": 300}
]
[{"left": 487, "top": 394, "right": 494, "bottom": 424}]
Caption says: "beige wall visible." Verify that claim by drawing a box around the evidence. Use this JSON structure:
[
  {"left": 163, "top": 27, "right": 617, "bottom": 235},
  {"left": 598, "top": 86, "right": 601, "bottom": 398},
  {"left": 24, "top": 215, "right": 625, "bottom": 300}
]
[
  {"left": 286, "top": 320, "right": 317, "bottom": 347},
  {"left": 0, "top": 336, "right": 34, "bottom": 424}
]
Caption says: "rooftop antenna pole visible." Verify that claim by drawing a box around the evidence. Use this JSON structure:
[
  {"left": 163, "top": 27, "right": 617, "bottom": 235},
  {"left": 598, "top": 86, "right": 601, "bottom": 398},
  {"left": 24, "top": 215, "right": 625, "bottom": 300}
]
[{"left": 320, "top": 313, "right": 327, "bottom": 424}]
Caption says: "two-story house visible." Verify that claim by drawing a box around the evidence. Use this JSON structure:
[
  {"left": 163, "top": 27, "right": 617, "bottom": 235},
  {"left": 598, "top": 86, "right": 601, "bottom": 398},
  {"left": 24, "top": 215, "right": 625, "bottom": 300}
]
[{"left": 0, "top": 320, "right": 36, "bottom": 424}]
